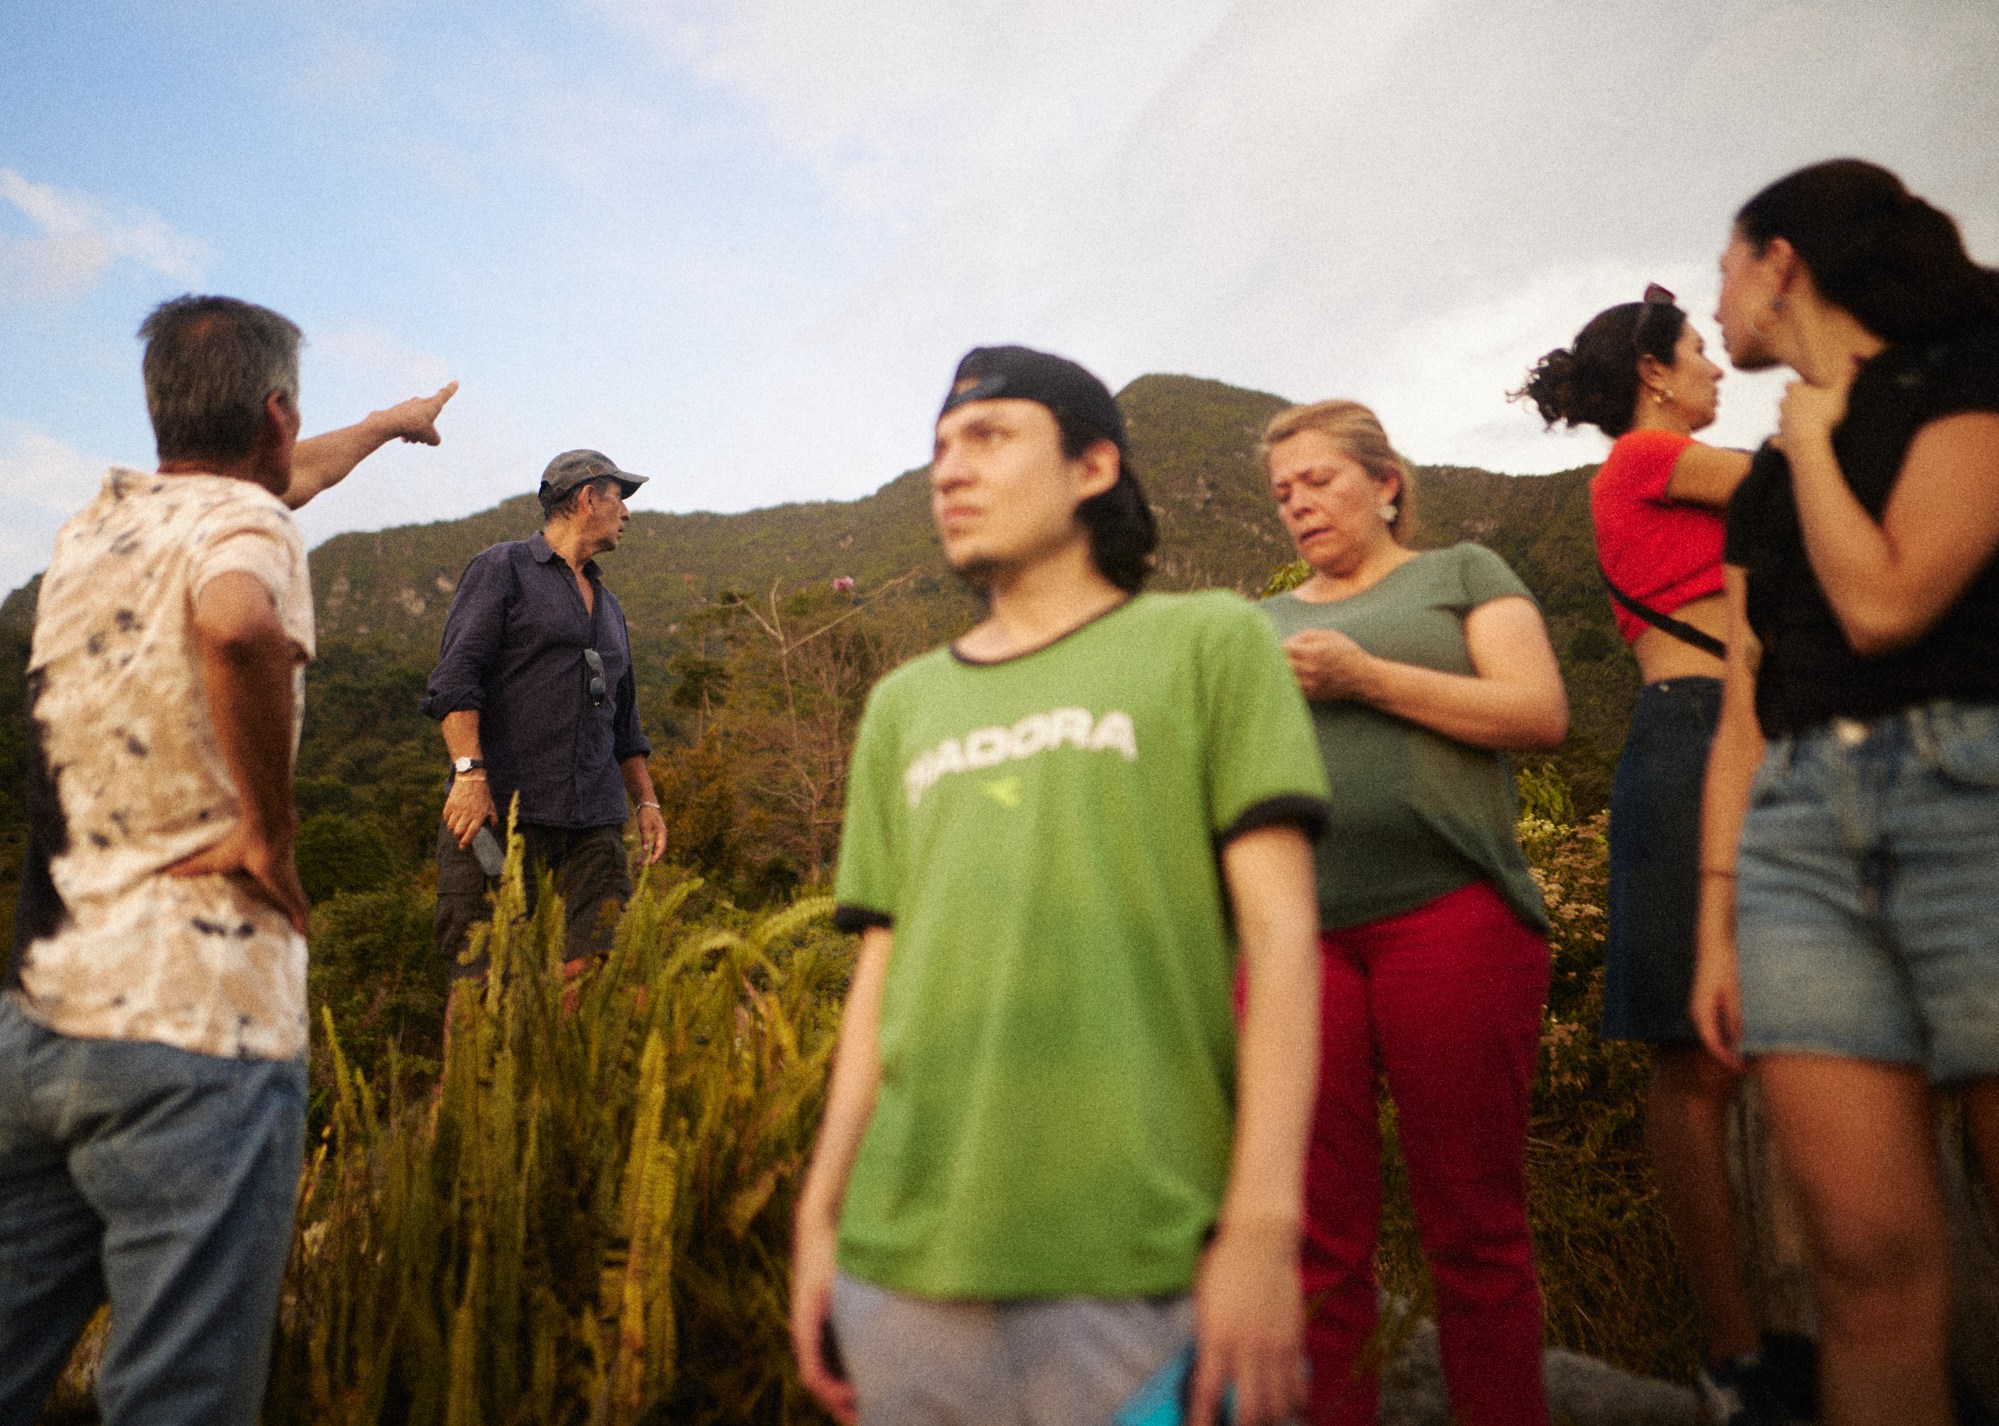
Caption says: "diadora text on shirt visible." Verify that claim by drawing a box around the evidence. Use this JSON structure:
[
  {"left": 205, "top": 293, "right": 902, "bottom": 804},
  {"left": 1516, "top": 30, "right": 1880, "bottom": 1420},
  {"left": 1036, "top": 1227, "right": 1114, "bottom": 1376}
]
[{"left": 901, "top": 707, "right": 1137, "bottom": 807}]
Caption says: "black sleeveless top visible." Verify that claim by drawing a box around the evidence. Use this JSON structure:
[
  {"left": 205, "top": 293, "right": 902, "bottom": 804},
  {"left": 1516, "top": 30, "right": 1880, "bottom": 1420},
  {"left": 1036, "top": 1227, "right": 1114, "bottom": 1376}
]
[{"left": 1723, "top": 322, "right": 1999, "bottom": 738}]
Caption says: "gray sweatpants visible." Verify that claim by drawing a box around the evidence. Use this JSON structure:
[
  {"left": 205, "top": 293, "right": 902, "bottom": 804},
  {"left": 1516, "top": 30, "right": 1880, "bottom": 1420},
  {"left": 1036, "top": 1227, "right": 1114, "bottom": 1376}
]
[{"left": 830, "top": 1271, "right": 1193, "bottom": 1426}]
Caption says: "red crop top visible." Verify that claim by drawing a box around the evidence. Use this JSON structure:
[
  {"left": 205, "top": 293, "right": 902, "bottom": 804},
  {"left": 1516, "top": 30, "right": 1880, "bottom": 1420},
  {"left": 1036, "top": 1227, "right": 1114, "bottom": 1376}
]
[{"left": 1590, "top": 428, "right": 1726, "bottom": 644}]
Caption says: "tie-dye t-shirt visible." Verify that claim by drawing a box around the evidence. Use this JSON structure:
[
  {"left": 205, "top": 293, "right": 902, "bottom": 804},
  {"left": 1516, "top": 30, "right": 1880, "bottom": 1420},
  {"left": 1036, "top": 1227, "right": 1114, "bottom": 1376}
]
[{"left": 8, "top": 467, "right": 315, "bottom": 1061}]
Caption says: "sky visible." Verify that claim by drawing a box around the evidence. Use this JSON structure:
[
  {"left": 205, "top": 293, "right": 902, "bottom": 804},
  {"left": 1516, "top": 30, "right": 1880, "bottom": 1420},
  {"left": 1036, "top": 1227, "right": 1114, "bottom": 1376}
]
[{"left": 3, "top": 0, "right": 1996, "bottom": 576}]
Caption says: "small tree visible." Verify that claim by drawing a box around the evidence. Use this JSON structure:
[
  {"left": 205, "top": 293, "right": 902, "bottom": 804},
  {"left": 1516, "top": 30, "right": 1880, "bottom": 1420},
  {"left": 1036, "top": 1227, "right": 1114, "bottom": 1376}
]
[{"left": 708, "top": 574, "right": 928, "bottom": 885}]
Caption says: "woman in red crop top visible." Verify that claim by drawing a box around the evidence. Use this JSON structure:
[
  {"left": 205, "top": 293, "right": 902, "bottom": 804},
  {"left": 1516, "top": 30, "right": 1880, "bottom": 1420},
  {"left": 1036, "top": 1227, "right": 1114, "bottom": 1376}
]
[{"left": 1516, "top": 294, "right": 1779, "bottom": 1422}]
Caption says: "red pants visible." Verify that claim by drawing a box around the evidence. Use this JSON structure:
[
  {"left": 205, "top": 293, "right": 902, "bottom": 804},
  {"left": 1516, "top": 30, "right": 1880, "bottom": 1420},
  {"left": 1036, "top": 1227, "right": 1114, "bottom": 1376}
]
[{"left": 1306, "top": 882, "right": 1551, "bottom": 1426}]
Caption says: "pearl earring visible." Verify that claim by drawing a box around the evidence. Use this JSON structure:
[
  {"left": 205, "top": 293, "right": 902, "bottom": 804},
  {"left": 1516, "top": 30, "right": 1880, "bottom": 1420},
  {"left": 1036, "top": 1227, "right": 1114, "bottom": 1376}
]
[{"left": 1379, "top": 501, "right": 1399, "bottom": 524}]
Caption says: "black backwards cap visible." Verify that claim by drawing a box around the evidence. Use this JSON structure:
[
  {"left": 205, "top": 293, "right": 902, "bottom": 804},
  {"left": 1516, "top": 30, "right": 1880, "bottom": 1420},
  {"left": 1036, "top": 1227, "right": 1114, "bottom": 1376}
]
[{"left": 939, "top": 346, "right": 1127, "bottom": 456}]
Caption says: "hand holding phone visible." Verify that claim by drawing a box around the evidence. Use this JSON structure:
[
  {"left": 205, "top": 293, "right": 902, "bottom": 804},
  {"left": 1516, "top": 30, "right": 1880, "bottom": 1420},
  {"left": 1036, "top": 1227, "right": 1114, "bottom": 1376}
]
[{"left": 471, "top": 825, "right": 506, "bottom": 878}]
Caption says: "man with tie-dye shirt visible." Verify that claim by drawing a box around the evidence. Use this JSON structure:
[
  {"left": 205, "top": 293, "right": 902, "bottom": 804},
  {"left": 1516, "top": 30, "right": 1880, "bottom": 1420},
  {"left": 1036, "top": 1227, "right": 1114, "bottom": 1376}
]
[{"left": 0, "top": 295, "right": 453, "bottom": 1426}]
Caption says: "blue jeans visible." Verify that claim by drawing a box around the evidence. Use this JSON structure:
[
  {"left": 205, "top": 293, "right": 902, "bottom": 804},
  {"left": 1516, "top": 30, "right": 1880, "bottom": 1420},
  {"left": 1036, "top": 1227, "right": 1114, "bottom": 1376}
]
[
  {"left": 1736, "top": 699, "right": 1999, "bottom": 1081},
  {"left": 0, "top": 996, "right": 306, "bottom": 1426}
]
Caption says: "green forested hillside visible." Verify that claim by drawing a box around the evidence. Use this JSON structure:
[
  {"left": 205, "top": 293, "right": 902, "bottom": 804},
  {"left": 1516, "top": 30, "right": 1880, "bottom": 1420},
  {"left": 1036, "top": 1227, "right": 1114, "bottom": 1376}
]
[
  {"left": 0, "top": 372, "right": 1630, "bottom": 943},
  {"left": 283, "top": 374, "right": 1627, "bottom": 784}
]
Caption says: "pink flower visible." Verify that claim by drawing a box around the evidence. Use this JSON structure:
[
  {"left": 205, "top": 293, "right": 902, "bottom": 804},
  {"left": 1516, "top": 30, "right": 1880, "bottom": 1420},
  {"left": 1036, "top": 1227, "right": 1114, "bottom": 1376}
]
[{"left": 832, "top": 576, "right": 855, "bottom": 593}]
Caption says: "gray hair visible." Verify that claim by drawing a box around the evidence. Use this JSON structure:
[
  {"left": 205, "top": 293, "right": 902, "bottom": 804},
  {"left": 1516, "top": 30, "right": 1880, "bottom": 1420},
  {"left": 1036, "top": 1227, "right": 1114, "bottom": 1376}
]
[
  {"left": 138, "top": 295, "right": 303, "bottom": 465},
  {"left": 541, "top": 476, "right": 616, "bottom": 522}
]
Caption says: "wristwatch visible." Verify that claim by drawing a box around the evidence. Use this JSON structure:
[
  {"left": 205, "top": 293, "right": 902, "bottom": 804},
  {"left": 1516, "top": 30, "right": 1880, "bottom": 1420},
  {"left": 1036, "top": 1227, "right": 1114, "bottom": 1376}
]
[{"left": 452, "top": 756, "right": 486, "bottom": 774}]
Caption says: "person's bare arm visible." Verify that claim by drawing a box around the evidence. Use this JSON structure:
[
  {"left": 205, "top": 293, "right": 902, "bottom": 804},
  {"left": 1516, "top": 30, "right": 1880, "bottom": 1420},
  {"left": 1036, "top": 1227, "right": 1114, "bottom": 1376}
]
[
  {"left": 621, "top": 754, "right": 666, "bottom": 865},
  {"left": 439, "top": 708, "right": 497, "bottom": 849},
  {"left": 1662, "top": 441, "right": 1754, "bottom": 509},
  {"left": 1189, "top": 824, "right": 1320, "bottom": 1426},
  {"left": 284, "top": 381, "right": 457, "bottom": 510},
  {"left": 1690, "top": 568, "right": 1765, "bottom": 1071},
  {"left": 1780, "top": 390, "right": 1999, "bottom": 655},
  {"left": 1284, "top": 595, "right": 1568, "bottom": 750},
  {"left": 167, "top": 571, "right": 310, "bottom": 930},
  {"left": 791, "top": 925, "right": 892, "bottom": 1426}
]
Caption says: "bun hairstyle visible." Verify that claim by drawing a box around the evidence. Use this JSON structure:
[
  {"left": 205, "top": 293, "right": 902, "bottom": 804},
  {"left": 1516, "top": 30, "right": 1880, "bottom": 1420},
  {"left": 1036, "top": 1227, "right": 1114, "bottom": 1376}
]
[
  {"left": 1260, "top": 399, "right": 1417, "bottom": 545},
  {"left": 1512, "top": 298, "right": 1687, "bottom": 439},
  {"left": 1736, "top": 158, "right": 1999, "bottom": 344}
]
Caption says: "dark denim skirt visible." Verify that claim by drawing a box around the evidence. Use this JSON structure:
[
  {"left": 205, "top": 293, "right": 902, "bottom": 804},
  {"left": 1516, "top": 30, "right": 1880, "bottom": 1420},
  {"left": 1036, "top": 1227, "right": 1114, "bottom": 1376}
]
[{"left": 1602, "top": 677, "right": 1722, "bottom": 1044}]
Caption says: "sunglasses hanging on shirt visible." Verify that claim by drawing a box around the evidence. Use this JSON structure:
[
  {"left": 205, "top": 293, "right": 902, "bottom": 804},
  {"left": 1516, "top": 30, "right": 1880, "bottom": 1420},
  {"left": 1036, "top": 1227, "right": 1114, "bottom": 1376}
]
[{"left": 583, "top": 648, "right": 607, "bottom": 707}]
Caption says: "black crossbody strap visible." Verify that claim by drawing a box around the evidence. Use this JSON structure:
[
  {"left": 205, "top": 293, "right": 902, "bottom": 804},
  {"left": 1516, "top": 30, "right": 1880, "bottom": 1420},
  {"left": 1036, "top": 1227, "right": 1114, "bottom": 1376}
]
[{"left": 1599, "top": 564, "right": 1726, "bottom": 659}]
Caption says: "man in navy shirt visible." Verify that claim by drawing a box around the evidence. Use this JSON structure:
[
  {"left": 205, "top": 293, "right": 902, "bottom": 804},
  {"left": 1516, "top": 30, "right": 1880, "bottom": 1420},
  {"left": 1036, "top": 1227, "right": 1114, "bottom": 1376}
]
[{"left": 421, "top": 450, "right": 666, "bottom": 979}]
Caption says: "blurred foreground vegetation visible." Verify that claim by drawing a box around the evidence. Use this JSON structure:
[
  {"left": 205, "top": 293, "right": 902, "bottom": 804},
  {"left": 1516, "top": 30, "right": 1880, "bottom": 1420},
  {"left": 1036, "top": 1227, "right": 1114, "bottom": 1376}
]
[
  {"left": 265, "top": 848, "right": 852, "bottom": 1426},
  {"left": 33, "top": 760, "right": 1697, "bottom": 1423}
]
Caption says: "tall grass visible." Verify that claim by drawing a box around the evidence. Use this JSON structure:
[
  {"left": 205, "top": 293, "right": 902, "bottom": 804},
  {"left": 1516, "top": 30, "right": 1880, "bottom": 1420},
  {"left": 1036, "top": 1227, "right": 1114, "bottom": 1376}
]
[
  {"left": 40, "top": 786, "right": 1695, "bottom": 1421},
  {"left": 267, "top": 833, "right": 852, "bottom": 1426}
]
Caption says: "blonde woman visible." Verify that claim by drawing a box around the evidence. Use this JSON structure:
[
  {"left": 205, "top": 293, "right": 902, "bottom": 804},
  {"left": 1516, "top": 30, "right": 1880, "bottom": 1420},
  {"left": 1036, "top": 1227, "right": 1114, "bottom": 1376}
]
[{"left": 1258, "top": 401, "right": 1566, "bottom": 1426}]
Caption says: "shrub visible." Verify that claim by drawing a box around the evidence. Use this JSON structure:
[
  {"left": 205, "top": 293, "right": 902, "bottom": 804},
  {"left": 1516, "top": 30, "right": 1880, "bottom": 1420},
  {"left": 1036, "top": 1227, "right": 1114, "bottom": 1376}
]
[
  {"left": 298, "top": 812, "right": 399, "bottom": 903},
  {"left": 268, "top": 844, "right": 851, "bottom": 1425},
  {"left": 306, "top": 876, "right": 449, "bottom": 1117}
]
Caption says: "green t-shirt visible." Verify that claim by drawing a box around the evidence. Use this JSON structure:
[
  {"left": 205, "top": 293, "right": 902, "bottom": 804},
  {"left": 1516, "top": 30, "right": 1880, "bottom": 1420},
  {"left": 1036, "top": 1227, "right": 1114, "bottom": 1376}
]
[
  {"left": 1260, "top": 543, "right": 1548, "bottom": 933},
  {"left": 831, "top": 591, "right": 1331, "bottom": 1300}
]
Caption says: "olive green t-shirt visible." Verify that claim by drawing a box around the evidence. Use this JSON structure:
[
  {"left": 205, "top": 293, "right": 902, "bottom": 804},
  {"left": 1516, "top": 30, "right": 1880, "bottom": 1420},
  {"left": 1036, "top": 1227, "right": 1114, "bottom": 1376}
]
[
  {"left": 1260, "top": 543, "right": 1548, "bottom": 933},
  {"left": 831, "top": 591, "right": 1331, "bottom": 1299}
]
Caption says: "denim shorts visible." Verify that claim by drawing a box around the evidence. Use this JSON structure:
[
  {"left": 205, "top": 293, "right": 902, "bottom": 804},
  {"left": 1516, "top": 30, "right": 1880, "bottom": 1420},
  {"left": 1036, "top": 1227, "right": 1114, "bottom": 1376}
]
[
  {"left": 1602, "top": 677, "right": 1721, "bottom": 1045},
  {"left": 1736, "top": 699, "right": 1999, "bottom": 1082}
]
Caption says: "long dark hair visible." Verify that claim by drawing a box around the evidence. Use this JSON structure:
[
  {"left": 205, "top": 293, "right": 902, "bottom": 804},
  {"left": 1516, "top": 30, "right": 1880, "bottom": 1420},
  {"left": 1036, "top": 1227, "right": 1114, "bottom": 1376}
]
[
  {"left": 1053, "top": 415, "right": 1157, "bottom": 594},
  {"left": 1513, "top": 298, "right": 1687, "bottom": 439},
  {"left": 1736, "top": 159, "right": 1999, "bottom": 344}
]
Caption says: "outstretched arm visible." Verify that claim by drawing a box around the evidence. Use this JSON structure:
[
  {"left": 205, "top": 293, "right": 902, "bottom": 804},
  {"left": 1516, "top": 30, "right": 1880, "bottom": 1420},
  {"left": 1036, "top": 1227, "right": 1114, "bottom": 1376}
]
[
  {"left": 1284, "top": 594, "right": 1568, "bottom": 750},
  {"left": 1191, "top": 823, "right": 1320, "bottom": 1426},
  {"left": 285, "top": 381, "right": 458, "bottom": 509},
  {"left": 1779, "top": 375, "right": 1999, "bottom": 655},
  {"left": 791, "top": 925, "right": 892, "bottom": 1426}
]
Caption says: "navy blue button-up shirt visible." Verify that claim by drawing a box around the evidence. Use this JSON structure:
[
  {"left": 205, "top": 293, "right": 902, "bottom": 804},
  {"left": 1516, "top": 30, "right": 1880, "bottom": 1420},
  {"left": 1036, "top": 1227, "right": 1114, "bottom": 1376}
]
[{"left": 420, "top": 533, "right": 651, "bottom": 829}]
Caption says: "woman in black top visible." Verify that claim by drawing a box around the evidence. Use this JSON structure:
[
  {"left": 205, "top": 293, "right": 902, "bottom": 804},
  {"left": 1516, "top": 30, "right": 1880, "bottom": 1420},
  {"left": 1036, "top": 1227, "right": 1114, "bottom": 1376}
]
[{"left": 1692, "top": 160, "right": 1999, "bottom": 1426}]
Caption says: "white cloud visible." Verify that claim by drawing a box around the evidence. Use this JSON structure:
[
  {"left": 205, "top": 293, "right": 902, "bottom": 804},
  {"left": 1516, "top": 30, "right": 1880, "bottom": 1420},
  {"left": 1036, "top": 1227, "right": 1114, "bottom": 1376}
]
[
  {"left": 1366, "top": 257, "right": 1793, "bottom": 476},
  {"left": 245, "top": 0, "right": 1988, "bottom": 523},
  {"left": 640, "top": 0, "right": 1998, "bottom": 491},
  {"left": 592, "top": 0, "right": 1236, "bottom": 219},
  {"left": 0, "top": 168, "right": 208, "bottom": 302},
  {"left": 0, "top": 423, "right": 112, "bottom": 578}
]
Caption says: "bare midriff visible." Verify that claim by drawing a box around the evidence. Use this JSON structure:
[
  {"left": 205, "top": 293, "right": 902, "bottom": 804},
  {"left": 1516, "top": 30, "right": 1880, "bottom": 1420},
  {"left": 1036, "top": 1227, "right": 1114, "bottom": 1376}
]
[{"left": 1630, "top": 591, "right": 1728, "bottom": 683}]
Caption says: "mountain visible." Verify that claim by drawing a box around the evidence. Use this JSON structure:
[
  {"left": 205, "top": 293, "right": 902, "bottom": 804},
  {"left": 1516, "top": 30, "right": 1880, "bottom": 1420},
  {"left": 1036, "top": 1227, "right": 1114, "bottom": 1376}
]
[
  {"left": 296, "top": 373, "right": 1625, "bottom": 747},
  {"left": 0, "top": 373, "right": 1630, "bottom": 808},
  {"left": 291, "top": 376, "right": 1299, "bottom": 657}
]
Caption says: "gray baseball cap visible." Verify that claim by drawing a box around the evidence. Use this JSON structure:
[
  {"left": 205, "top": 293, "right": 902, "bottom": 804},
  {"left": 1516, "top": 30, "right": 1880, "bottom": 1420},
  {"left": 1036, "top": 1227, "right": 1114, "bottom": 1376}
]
[{"left": 538, "top": 449, "right": 647, "bottom": 510}]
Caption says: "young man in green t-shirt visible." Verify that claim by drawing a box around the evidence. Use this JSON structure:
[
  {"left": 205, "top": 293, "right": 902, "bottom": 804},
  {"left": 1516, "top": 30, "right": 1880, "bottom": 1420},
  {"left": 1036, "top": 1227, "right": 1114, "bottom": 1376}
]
[{"left": 789, "top": 345, "right": 1332, "bottom": 1426}]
